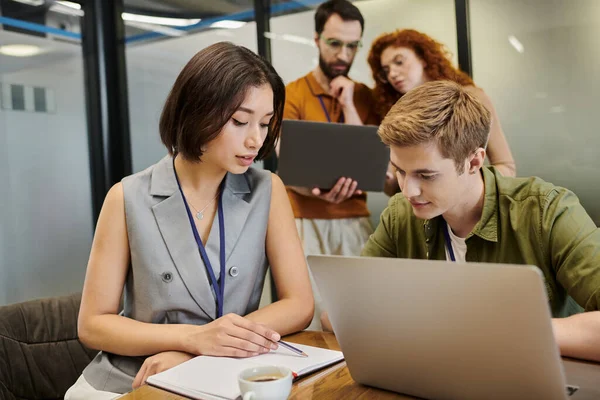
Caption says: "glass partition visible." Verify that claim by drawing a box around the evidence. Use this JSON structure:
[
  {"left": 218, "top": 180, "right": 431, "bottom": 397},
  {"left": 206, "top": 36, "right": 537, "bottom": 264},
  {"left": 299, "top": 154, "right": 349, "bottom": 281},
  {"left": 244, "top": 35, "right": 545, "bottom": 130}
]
[
  {"left": 470, "top": 0, "right": 600, "bottom": 223},
  {"left": 0, "top": 15, "right": 92, "bottom": 305}
]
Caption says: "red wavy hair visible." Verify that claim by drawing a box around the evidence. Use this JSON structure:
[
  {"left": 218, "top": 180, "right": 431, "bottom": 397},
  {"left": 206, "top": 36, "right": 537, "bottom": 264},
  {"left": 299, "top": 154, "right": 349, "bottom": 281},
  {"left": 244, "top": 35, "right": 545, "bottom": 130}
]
[{"left": 368, "top": 29, "right": 474, "bottom": 120}]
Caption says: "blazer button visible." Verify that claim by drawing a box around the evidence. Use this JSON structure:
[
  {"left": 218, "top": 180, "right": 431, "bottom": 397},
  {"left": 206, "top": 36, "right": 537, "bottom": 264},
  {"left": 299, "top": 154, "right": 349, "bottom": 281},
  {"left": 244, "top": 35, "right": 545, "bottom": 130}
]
[
  {"left": 162, "top": 272, "right": 173, "bottom": 283},
  {"left": 229, "top": 266, "right": 239, "bottom": 277}
]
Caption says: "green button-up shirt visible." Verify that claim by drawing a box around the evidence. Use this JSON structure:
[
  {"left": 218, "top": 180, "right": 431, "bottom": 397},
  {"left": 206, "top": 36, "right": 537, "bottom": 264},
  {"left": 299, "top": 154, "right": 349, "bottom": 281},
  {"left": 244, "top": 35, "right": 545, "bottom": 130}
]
[{"left": 362, "top": 166, "right": 600, "bottom": 317}]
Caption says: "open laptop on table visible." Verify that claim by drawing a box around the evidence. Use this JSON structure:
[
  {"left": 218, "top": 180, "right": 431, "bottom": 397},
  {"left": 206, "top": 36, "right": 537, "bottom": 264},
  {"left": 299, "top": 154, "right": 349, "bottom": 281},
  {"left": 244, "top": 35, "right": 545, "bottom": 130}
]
[
  {"left": 277, "top": 120, "right": 389, "bottom": 192},
  {"left": 309, "top": 255, "right": 594, "bottom": 400}
]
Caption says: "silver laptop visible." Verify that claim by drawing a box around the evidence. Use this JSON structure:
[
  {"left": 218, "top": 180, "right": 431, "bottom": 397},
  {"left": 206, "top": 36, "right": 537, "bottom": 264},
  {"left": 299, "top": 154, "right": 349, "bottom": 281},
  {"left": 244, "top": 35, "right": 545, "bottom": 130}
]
[
  {"left": 277, "top": 120, "right": 389, "bottom": 192},
  {"left": 309, "top": 255, "right": 581, "bottom": 400}
]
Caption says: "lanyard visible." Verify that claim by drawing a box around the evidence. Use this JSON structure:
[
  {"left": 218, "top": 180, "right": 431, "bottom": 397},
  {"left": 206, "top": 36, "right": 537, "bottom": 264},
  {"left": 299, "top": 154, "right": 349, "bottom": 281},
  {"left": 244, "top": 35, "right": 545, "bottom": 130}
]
[
  {"left": 441, "top": 219, "right": 456, "bottom": 262},
  {"left": 173, "top": 161, "right": 226, "bottom": 318},
  {"left": 305, "top": 77, "right": 345, "bottom": 123},
  {"left": 317, "top": 95, "right": 345, "bottom": 124}
]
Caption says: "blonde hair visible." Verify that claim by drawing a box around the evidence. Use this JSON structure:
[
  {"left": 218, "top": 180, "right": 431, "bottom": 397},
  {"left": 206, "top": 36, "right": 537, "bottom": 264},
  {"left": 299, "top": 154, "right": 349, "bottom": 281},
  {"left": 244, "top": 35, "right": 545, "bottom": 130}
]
[{"left": 378, "top": 80, "right": 491, "bottom": 173}]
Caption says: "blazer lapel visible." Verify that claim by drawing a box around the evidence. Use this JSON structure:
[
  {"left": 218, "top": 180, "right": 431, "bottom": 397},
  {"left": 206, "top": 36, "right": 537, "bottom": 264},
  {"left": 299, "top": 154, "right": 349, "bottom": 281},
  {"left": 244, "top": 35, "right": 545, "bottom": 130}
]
[
  {"left": 221, "top": 172, "right": 252, "bottom": 262},
  {"left": 150, "top": 156, "right": 216, "bottom": 320}
]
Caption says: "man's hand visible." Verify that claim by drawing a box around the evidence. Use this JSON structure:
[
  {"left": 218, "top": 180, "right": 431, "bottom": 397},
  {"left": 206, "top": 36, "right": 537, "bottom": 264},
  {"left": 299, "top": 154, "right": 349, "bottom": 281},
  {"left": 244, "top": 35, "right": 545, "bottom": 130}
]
[
  {"left": 311, "top": 177, "right": 361, "bottom": 204},
  {"left": 330, "top": 76, "right": 355, "bottom": 110}
]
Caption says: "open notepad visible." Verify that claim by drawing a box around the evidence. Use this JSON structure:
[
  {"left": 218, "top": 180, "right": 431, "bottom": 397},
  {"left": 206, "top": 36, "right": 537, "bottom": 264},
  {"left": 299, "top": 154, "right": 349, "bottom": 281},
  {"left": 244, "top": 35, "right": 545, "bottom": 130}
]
[{"left": 146, "top": 342, "right": 344, "bottom": 399}]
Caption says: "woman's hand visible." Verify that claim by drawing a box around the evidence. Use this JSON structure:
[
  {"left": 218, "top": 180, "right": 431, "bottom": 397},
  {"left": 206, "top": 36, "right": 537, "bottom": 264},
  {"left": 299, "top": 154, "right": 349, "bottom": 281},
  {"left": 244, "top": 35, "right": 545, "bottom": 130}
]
[
  {"left": 132, "top": 351, "right": 194, "bottom": 389},
  {"left": 181, "top": 313, "right": 281, "bottom": 358}
]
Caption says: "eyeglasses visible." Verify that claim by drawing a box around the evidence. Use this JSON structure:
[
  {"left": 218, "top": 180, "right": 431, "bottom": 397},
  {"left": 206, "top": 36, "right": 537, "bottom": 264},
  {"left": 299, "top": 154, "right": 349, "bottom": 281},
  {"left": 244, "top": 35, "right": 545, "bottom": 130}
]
[
  {"left": 377, "top": 57, "right": 404, "bottom": 84},
  {"left": 320, "top": 35, "right": 362, "bottom": 53}
]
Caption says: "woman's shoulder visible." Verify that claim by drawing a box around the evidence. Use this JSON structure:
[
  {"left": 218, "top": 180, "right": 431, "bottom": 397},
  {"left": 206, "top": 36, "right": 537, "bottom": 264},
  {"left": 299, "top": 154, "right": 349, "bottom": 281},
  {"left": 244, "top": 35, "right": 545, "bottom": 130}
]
[
  {"left": 121, "top": 155, "right": 173, "bottom": 202},
  {"left": 227, "top": 168, "right": 275, "bottom": 201},
  {"left": 462, "top": 84, "right": 487, "bottom": 98},
  {"left": 122, "top": 156, "right": 168, "bottom": 184},
  {"left": 242, "top": 169, "right": 288, "bottom": 201},
  {"left": 462, "top": 85, "right": 495, "bottom": 107}
]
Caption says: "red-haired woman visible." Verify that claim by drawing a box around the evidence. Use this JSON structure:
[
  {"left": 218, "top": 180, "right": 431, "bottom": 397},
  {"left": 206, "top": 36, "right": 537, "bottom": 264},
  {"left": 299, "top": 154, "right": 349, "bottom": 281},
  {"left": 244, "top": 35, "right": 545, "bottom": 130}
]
[{"left": 369, "top": 29, "right": 516, "bottom": 195}]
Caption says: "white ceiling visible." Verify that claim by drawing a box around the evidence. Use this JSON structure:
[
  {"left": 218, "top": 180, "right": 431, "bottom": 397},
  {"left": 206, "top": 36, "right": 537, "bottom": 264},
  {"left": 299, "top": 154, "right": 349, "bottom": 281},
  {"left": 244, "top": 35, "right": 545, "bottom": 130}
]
[{"left": 0, "top": 29, "right": 81, "bottom": 75}]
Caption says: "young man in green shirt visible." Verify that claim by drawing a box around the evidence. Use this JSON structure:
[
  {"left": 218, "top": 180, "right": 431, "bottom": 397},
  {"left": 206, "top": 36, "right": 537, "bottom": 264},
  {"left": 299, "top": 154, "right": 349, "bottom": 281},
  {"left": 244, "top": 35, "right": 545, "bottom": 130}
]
[{"left": 321, "top": 80, "right": 600, "bottom": 362}]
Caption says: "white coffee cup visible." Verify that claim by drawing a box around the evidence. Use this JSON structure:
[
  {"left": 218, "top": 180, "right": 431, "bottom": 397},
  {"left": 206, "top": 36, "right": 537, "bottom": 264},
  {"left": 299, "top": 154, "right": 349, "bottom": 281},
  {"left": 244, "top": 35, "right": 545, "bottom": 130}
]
[{"left": 238, "top": 365, "right": 293, "bottom": 400}]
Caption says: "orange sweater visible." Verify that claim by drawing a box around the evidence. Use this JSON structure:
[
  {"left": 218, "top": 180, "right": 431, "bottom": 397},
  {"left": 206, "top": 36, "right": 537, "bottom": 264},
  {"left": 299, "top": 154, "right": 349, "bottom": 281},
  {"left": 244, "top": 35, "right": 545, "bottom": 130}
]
[{"left": 282, "top": 72, "right": 379, "bottom": 219}]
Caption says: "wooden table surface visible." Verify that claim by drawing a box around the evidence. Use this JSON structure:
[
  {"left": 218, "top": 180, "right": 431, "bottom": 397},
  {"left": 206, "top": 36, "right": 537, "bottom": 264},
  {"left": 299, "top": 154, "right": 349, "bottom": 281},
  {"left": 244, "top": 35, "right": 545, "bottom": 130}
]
[{"left": 120, "top": 330, "right": 600, "bottom": 400}]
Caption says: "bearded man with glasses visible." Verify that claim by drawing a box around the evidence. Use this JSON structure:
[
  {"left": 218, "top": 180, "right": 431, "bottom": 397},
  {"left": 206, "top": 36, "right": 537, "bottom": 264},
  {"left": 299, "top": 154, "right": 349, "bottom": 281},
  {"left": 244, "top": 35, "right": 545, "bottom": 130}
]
[{"left": 279, "top": 0, "right": 379, "bottom": 330}]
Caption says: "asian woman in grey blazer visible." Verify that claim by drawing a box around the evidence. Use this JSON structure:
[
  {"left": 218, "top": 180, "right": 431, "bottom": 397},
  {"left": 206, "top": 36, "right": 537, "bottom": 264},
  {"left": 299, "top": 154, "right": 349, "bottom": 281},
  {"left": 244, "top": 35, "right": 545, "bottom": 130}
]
[{"left": 65, "top": 42, "right": 314, "bottom": 399}]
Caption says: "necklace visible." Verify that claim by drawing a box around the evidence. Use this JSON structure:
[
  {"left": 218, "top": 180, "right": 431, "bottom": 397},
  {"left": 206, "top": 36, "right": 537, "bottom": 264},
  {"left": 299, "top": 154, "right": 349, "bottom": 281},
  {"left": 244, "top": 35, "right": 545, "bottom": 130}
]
[{"left": 188, "top": 191, "right": 220, "bottom": 220}]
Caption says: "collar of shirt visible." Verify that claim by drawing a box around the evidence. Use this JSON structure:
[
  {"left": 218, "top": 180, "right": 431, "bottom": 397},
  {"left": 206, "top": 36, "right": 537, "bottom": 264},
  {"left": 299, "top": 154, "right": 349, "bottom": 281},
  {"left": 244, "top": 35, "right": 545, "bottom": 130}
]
[
  {"left": 469, "top": 167, "right": 499, "bottom": 243},
  {"left": 305, "top": 71, "right": 338, "bottom": 97}
]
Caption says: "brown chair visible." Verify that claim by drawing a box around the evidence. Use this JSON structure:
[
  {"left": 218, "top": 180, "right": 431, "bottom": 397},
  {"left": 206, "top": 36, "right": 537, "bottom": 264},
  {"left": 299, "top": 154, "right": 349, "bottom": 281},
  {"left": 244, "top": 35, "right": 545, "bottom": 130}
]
[{"left": 0, "top": 293, "right": 98, "bottom": 399}]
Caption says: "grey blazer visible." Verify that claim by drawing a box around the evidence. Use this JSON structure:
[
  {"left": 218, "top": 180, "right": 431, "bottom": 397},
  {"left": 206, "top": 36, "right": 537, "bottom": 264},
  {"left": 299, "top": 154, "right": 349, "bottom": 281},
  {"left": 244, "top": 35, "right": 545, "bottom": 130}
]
[{"left": 82, "top": 155, "right": 272, "bottom": 393}]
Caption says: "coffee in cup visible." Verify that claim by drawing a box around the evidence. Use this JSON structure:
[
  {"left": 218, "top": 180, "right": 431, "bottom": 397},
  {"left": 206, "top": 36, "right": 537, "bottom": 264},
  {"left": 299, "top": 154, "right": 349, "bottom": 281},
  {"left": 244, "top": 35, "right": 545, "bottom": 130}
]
[
  {"left": 246, "top": 373, "right": 285, "bottom": 382},
  {"left": 238, "top": 366, "right": 293, "bottom": 400}
]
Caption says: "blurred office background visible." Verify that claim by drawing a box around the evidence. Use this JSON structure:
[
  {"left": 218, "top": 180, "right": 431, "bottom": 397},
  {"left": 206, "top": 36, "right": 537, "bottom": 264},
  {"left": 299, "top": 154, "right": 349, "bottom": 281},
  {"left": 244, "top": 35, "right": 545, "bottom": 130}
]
[{"left": 0, "top": 0, "right": 599, "bottom": 306}]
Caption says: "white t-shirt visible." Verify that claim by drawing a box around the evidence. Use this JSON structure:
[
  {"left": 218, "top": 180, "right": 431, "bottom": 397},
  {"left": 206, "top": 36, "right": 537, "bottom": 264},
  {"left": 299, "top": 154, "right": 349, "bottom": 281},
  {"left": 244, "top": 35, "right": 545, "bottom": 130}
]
[{"left": 444, "top": 224, "right": 467, "bottom": 262}]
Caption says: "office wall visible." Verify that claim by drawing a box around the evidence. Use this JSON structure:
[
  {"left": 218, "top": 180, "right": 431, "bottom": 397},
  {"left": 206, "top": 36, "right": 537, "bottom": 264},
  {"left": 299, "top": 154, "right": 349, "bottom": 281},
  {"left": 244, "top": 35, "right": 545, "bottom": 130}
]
[
  {"left": 0, "top": 53, "right": 93, "bottom": 305},
  {"left": 470, "top": 0, "right": 600, "bottom": 223},
  {"left": 0, "top": 108, "right": 8, "bottom": 305}
]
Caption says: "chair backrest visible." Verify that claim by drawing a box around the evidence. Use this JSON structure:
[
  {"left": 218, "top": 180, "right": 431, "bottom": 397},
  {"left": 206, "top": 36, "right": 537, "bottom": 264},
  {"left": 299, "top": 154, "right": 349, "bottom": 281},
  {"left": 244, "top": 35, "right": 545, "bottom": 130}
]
[{"left": 0, "top": 293, "right": 98, "bottom": 399}]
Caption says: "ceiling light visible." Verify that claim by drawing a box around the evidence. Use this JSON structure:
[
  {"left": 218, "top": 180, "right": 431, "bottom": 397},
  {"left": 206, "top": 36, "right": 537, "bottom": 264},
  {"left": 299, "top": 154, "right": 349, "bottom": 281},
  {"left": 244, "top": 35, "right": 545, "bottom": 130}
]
[
  {"left": 121, "top": 13, "right": 200, "bottom": 27},
  {"left": 264, "top": 32, "right": 315, "bottom": 47},
  {"left": 10, "top": 0, "right": 44, "bottom": 6},
  {"left": 0, "top": 44, "right": 43, "bottom": 57},
  {"left": 508, "top": 35, "right": 524, "bottom": 53},
  {"left": 211, "top": 20, "right": 247, "bottom": 29},
  {"left": 124, "top": 21, "right": 186, "bottom": 37},
  {"left": 56, "top": 0, "right": 81, "bottom": 10},
  {"left": 50, "top": 1, "right": 83, "bottom": 17}
]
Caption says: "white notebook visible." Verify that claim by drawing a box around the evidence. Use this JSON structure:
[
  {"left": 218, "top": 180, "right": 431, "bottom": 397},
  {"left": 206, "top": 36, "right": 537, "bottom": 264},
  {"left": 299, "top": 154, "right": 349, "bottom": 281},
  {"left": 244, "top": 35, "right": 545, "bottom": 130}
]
[{"left": 146, "top": 342, "right": 344, "bottom": 400}]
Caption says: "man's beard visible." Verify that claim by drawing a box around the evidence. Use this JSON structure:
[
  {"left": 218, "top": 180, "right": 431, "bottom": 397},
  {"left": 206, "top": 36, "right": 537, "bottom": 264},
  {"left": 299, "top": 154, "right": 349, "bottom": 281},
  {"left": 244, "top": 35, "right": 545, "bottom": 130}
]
[{"left": 319, "top": 55, "right": 351, "bottom": 80}]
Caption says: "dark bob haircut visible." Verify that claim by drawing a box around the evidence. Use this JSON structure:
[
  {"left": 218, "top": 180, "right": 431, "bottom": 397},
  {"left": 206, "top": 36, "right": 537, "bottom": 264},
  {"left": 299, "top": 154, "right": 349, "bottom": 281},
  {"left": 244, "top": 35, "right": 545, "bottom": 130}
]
[
  {"left": 159, "top": 41, "right": 285, "bottom": 162},
  {"left": 315, "top": 0, "right": 364, "bottom": 35}
]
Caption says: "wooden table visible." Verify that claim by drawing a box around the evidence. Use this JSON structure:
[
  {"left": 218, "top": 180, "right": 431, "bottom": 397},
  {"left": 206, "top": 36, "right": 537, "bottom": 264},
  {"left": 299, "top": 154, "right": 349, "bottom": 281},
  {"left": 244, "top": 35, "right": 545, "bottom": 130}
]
[{"left": 120, "top": 330, "right": 600, "bottom": 400}]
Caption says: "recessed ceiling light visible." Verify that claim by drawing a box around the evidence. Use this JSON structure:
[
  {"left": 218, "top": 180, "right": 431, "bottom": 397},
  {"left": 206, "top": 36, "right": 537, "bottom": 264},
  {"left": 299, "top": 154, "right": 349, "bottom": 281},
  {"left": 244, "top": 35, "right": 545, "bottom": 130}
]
[
  {"left": 56, "top": 1, "right": 81, "bottom": 10},
  {"left": 211, "top": 20, "right": 247, "bottom": 29},
  {"left": 121, "top": 13, "right": 200, "bottom": 27},
  {"left": 50, "top": 1, "right": 83, "bottom": 17},
  {"left": 10, "top": 0, "right": 44, "bottom": 6},
  {"left": 0, "top": 44, "right": 43, "bottom": 57}
]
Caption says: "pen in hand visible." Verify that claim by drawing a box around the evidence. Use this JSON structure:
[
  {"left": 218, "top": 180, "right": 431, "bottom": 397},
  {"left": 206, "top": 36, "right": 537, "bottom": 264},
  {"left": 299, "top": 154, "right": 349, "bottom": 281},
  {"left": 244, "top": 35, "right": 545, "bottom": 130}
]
[{"left": 277, "top": 340, "right": 308, "bottom": 357}]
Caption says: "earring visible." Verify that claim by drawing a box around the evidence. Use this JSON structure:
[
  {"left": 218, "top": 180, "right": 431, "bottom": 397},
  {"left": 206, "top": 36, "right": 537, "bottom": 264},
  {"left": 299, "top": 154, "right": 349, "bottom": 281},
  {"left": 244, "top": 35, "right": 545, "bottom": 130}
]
[{"left": 470, "top": 170, "right": 477, "bottom": 175}]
